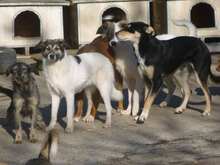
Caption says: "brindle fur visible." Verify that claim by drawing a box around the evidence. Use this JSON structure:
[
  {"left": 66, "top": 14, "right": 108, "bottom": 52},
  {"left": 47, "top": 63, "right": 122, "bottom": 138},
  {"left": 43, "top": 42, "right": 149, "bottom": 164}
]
[{"left": 1, "top": 62, "right": 42, "bottom": 144}]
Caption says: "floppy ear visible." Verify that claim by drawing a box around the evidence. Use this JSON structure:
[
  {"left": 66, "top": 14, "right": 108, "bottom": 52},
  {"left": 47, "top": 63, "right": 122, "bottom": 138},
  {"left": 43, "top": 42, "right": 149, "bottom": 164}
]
[
  {"left": 31, "top": 67, "right": 39, "bottom": 76},
  {"left": 35, "top": 40, "right": 47, "bottom": 51},
  {"left": 6, "top": 65, "right": 13, "bottom": 77},
  {"left": 96, "top": 25, "right": 105, "bottom": 34},
  {"left": 145, "top": 26, "right": 156, "bottom": 36},
  {"left": 118, "top": 20, "right": 128, "bottom": 29},
  {"left": 58, "top": 39, "right": 71, "bottom": 49}
]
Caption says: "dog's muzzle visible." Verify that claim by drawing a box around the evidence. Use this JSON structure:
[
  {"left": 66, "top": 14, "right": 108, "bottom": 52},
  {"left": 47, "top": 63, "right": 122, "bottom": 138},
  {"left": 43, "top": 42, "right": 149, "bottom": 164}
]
[
  {"left": 47, "top": 53, "right": 56, "bottom": 61},
  {"left": 110, "top": 41, "right": 117, "bottom": 46}
]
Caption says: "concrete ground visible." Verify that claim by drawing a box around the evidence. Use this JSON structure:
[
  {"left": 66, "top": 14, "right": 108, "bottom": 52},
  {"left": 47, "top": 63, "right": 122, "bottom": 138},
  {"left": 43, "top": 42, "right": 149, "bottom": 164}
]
[{"left": 0, "top": 55, "right": 220, "bottom": 165}]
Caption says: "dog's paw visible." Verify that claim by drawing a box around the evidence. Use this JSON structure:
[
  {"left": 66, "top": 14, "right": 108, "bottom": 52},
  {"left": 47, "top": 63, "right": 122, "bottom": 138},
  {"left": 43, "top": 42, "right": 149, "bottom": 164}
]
[
  {"left": 29, "top": 138, "right": 38, "bottom": 143},
  {"left": 174, "top": 106, "right": 185, "bottom": 114},
  {"left": 202, "top": 111, "right": 210, "bottom": 117},
  {"left": 120, "top": 109, "right": 131, "bottom": 116},
  {"left": 116, "top": 108, "right": 123, "bottom": 113},
  {"left": 159, "top": 101, "right": 168, "bottom": 108},
  {"left": 74, "top": 117, "right": 81, "bottom": 122},
  {"left": 103, "top": 122, "right": 111, "bottom": 128},
  {"left": 135, "top": 112, "right": 148, "bottom": 124},
  {"left": 14, "top": 140, "right": 22, "bottom": 144},
  {"left": 65, "top": 127, "right": 73, "bottom": 133},
  {"left": 83, "top": 115, "right": 94, "bottom": 122}
]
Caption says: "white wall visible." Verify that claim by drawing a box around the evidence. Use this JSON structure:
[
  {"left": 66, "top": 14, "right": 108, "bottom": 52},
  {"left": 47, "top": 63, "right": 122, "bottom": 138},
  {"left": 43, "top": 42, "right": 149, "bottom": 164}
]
[
  {"left": 0, "top": 6, "right": 64, "bottom": 48},
  {"left": 167, "top": 0, "right": 220, "bottom": 37},
  {"left": 77, "top": 1, "right": 150, "bottom": 44}
]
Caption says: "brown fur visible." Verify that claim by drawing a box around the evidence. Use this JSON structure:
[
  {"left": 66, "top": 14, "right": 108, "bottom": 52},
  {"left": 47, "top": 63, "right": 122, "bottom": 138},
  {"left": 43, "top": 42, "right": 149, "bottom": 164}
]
[{"left": 216, "top": 57, "right": 220, "bottom": 72}]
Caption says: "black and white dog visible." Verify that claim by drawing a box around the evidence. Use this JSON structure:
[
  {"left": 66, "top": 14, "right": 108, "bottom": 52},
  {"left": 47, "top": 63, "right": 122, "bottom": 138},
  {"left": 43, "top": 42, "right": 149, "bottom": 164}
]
[
  {"left": 116, "top": 22, "right": 220, "bottom": 123},
  {"left": 36, "top": 39, "right": 122, "bottom": 131},
  {"left": 1, "top": 62, "right": 42, "bottom": 144}
]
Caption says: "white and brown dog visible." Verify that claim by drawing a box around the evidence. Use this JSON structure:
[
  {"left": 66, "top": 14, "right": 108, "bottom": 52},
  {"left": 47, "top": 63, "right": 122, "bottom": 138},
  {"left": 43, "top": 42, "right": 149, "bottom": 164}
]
[{"left": 36, "top": 39, "right": 122, "bottom": 131}]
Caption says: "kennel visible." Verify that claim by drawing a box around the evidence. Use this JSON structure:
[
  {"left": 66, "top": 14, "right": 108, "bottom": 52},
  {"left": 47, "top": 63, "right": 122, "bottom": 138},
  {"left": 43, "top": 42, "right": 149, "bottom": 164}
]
[
  {"left": 167, "top": 0, "right": 220, "bottom": 52},
  {"left": 0, "top": 0, "right": 69, "bottom": 55},
  {"left": 68, "top": 0, "right": 150, "bottom": 47}
]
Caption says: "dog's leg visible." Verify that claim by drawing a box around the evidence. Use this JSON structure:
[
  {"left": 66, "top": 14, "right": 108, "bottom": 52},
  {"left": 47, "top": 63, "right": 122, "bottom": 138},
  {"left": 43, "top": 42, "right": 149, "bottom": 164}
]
[
  {"left": 136, "top": 76, "right": 163, "bottom": 124},
  {"left": 121, "top": 79, "right": 135, "bottom": 116},
  {"left": 29, "top": 102, "right": 38, "bottom": 143},
  {"left": 194, "top": 71, "right": 211, "bottom": 116},
  {"left": 90, "top": 90, "right": 101, "bottom": 118},
  {"left": 160, "top": 76, "right": 176, "bottom": 108},
  {"left": 65, "top": 94, "right": 74, "bottom": 132},
  {"left": 83, "top": 89, "right": 94, "bottom": 122},
  {"left": 115, "top": 69, "right": 124, "bottom": 111},
  {"left": 174, "top": 71, "right": 191, "bottom": 114},
  {"left": 74, "top": 92, "right": 84, "bottom": 122},
  {"left": 45, "top": 94, "right": 60, "bottom": 131},
  {"left": 14, "top": 107, "right": 22, "bottom": 144}
]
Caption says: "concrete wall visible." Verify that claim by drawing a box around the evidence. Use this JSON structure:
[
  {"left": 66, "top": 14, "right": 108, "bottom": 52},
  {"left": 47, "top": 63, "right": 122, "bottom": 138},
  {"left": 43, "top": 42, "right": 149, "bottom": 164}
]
[
  {"left": 0, "top": 6, "right": 64, "bottom": 48},
  {"left": 77, "top": 1, "right": 150, "bottom": 45},
  {"left": 167, "top": 0, "right": 220, "bottom": 38}
]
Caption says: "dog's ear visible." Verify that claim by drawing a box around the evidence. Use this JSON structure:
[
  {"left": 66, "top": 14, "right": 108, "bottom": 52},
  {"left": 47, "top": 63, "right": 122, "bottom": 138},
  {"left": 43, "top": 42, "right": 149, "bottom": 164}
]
[
  {"left": 96, "top": 25, "right": 105, "bottom": 34},
  {"left": 35, "top": 40, "right": 47, "bottom": 51},
  {"left": 118, "top": 20, "right": 128, "bottom": 29},
  {"left": 145, "top": 25, "right": 156, "bottom": 36},
  {"left": 31, "top": 67, "right": 39, "bottom": 76},
  {"left": 58, "top": 39, "right": 71, "bottom": 49},
  {"left": 6, "top": 65, "right": 13, "bottom": 76}
]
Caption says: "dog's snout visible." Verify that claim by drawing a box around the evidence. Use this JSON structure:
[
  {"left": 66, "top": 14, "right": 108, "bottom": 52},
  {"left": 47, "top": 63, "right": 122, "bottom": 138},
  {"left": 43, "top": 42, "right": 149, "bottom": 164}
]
[
  {"left": 111, "top": 41, "right": 117, "bottom": 46},
  {"left": 115, "top": 32, "right": 119, "bottom": 38},
  {"left": 48, "top": 53, "right": 55, "bottom": 60}
]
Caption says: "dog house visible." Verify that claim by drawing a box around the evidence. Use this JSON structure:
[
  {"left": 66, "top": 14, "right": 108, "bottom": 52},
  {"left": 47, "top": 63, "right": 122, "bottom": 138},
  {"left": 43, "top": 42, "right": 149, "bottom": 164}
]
[
  {"left": 0, "top": 0, "right": 69, "bottom": 55},
  {"left": 167, "top": 0, "right": 220, "bottom": 52},
  {"left": 69, "top": 0, "right": 150, "bottom": 47}
]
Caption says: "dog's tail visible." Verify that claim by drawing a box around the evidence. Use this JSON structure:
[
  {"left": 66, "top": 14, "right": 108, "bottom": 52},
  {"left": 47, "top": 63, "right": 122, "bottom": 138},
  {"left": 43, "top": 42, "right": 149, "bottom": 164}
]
[
  {"left": 111, "top": 84, "right": 123, "bottom": 101},
  {"left": 0, "top": 86, "right": 13, "bottom": 99},
  {"left": 172, "top": 19, "right": 197, "bottom": 37},
  {"left": 38, "top": 129, "right": 58, "bottom": 160}
]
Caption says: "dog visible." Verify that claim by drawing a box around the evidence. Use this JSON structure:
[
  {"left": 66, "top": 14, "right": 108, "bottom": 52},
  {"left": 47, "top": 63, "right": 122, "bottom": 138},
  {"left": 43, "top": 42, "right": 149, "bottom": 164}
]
[
  {"left": 25, "top": 129, "right": 58, "bottom": 165},
  {"left": 36, "top": 39, "right": 122, "bottom": 131},
  {"left": 73, "top": 36, "right": 124, "bottom": 122},
  {"left": 116, "top": 22, "right": 220, "bottom": 123},
  {"left": 1, "top": 62, "right": 42, "bottom": 144},
  {"left": 97, "top": 19, "right": 196, "bottom": 116}
]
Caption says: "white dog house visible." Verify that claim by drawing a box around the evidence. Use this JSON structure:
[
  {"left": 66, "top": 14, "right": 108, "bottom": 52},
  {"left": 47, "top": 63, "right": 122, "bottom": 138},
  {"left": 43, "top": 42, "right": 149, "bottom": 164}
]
[
  {"left": 69, "top": 0, "right": 150, "bottom": 47},
  {"left": 0, "top": 0, "right": 69, "bottom": 55},
  {"left": 167, "top": 0, "right": 220, "bottom": 52}
]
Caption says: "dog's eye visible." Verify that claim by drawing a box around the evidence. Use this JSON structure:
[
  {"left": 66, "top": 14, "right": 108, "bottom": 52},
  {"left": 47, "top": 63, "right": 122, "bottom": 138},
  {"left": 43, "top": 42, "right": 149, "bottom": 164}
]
[
  {"left": 55, "top": 47, "right": 60, "bottom": 51},
  {"left": 22, "top": 68, "right": 27, "bottom": 72},
  {"left": 46, "top": 47, "right": 51, "bottom": 51}
]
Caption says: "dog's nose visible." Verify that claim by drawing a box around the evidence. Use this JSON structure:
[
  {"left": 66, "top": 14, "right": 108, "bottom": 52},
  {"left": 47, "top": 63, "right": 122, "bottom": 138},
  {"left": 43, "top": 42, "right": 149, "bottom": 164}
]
[
  {"left": 49, "top": 53, "right": 55, "bottom": 59},
  {"left": 111, "top": 41, "right": 117, "bottom": 46}
]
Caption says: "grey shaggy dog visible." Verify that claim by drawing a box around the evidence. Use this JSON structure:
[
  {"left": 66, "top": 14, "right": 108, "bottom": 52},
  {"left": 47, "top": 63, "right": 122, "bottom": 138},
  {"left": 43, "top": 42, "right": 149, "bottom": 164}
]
[{"left": 0, "top": 62, "right": 42, "bottom": 144}]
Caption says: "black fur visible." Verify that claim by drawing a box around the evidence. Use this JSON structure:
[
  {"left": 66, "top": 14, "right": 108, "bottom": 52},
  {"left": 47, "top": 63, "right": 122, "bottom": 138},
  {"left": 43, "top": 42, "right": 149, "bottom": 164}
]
[
  {"left": 74, "top": 55, "right": 81, "bottom": 64},
  {"left": 117, "top": 22, "right": 220, "bottom": 121}
]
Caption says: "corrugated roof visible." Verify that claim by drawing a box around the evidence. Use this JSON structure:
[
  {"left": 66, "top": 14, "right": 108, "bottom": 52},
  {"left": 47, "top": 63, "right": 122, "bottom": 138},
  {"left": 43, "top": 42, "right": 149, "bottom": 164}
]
[
  {"left": 70, "top": 0, "right": 149, "bottom": 4},
  {"left": 0, "top": 0, "right": 70, "bottom": 6}
]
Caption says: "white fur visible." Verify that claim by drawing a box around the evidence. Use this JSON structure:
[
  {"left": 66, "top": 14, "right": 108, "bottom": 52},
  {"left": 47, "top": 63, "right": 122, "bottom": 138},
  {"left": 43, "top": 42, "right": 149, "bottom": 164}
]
[{"left": 43, "top": 51, "right": 122, "bottom": 131}]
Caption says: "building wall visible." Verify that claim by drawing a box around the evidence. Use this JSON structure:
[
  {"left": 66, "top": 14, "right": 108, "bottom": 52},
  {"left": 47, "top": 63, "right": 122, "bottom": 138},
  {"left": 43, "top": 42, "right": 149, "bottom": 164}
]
[
  {"left": 167, "top": 0, "right": 220, "bottom": 37},
  {"left": 77, "top": 1, "right": 150, "bottom": 45},
  {"left": 0, "top": 6, "right": 64, "bottom": 48}
]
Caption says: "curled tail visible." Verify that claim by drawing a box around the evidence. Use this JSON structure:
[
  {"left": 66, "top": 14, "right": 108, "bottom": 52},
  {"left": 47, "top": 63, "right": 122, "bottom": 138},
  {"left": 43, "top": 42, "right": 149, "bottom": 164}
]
[
  {"left": 39, "top": 129, "right": 58, "bottom": 160},
  {"left": 111, "top": 84, "right": 123, "bottom": 101},
  {"left": 172, "top": 19, "right": 197, "bottom": 37},
  {"left": 0, "top": 86, "right": 13, "bottom": 98},
  {"left": 210, "top": 72, "right": 220, "bottom": 83}
]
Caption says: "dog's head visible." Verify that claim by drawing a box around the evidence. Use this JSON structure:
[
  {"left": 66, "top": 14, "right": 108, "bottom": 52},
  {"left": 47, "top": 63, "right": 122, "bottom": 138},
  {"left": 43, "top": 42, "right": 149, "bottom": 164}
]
[
  {"left": 35, "top": 39, "right": 69, "bottom": 62},
  {"left": 97, "top": 20, "right": 128, "bottom": 46},
  {"left": 116, "top": 22, "right": 155, "bottom": 44},
  {"left": 6, "top": 62, "right": 39, "bottom": 84}
]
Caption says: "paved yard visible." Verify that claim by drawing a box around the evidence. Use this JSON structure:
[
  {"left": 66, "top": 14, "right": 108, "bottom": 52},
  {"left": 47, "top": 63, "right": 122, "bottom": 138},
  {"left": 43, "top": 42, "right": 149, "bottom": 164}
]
[{"left": 0, "top": 55, "right": 220, "bottom": 165}]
